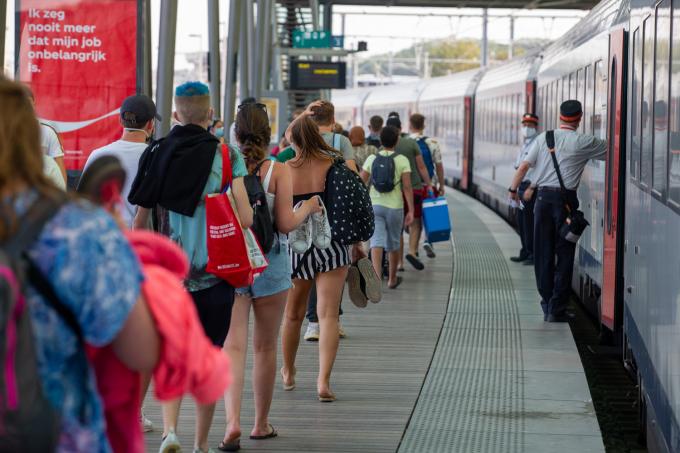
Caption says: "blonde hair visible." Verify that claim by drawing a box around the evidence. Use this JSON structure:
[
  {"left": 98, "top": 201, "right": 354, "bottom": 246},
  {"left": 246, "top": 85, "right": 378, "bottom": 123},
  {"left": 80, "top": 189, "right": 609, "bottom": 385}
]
[
  {"left": 175, "top": 95, "right": 211, "bottom": 126},
  {"left": 0, "top": 76, "right": 58, "bottom": 240}
]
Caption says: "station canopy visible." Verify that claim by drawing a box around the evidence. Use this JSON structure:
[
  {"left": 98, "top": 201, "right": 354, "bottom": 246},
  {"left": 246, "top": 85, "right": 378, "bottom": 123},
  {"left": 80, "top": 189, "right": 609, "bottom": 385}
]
[{"left": 326, "top": 0, "right": 597, "bottom": 9}]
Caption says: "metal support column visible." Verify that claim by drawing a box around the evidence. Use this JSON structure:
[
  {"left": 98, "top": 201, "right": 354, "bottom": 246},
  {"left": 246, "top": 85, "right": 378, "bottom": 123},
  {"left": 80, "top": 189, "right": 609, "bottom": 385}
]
[
  {"left": 259, "top": 0, "right": 272, "bottom": 93},
  {"left": 239, "top": 1, "right": 251, "bottom": 100},
  {"left": 223, "top": 0, "right": 241, "bottom": 131},
  {"left": 245, "top": 0, "right": 256, "bottom": 99},
  {"left": 253, "top": 0, "right": 270, "bottom": 100},
  {"left": 0, "top": 0, "right": 6, "bottom": 73},
  {"left": 208, "top": 0, "right": 221, "bottom": 116},
  {"left": 156, "top": 0, "right": 178, "bottom": 136},
  {"left": 310, "top": 0, "right": 320, "bottom": 30},
  {"left": 142, "top": 0, "right": 153, "bottom": 96},
  {"left": 481, "top": 8, "right": 488, "bottom": 67},
  {"left": 509, "top": 16, "right": 515, "bottom": 60}
]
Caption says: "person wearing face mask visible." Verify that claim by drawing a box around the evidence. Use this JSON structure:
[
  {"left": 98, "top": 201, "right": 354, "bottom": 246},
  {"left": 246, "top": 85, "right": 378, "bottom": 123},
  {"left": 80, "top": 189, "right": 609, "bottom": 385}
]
[
  {"left": 83, "top": 94, "right": 159, "bottom": 228},
  {"left": 510, "top": 113, "right": 539, "bottom": 265},
  {"left": 209, "top": 119, "right": 226, "bottom": 143}
]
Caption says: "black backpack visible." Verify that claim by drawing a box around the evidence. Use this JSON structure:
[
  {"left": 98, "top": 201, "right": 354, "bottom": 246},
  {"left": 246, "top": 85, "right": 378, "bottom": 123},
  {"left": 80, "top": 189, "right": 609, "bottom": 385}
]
[
  {"left": 244, "top": 160, "right": 276, "bottom": 253},
  {"left": 0, "top": 194, "right": 83, "bottom": 452},
  {"left": 323, "top": 158, "right": 375, "bottom": 245},
  {"left": 370, "top": 153, "right": 397, "bottom": 193},
  {"left": 366, "top": 136, "right": 381, "bottom": 148}
]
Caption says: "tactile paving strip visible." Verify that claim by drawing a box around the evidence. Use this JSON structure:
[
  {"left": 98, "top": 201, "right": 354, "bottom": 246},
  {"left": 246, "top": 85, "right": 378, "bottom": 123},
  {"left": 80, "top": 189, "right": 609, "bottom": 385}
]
[{"left": 398, "top": 195, "right": 525, "bottom": 453}]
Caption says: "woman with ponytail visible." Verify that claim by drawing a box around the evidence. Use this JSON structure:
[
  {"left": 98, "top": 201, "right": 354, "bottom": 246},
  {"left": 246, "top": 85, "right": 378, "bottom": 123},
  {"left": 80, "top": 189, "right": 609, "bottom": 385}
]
[{"left": 219, "top": 103, "right": 321, "bottom": 451}]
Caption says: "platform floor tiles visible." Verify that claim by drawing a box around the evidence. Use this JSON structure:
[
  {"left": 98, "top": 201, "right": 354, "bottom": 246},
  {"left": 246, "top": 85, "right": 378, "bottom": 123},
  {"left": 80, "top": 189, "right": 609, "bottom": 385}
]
[{"left": 143, "top": 190, "right": 603, "bottom": 453}]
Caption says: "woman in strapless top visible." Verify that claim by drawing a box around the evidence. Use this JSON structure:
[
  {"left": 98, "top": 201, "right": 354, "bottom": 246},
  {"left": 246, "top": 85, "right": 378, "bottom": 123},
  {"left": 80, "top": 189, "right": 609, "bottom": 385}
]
[{"left": 280, "top": 102, "right": 355, "bottom": 403}]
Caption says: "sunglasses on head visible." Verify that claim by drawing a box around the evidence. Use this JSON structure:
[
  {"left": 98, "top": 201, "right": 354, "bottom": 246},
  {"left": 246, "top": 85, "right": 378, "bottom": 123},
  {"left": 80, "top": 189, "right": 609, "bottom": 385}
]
[{"left": 238, "top": 102, "right": 267, "bottom": 112}]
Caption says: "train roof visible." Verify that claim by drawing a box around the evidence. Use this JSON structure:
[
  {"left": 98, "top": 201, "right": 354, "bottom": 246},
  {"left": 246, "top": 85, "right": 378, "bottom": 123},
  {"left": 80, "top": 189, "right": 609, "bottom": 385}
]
[
  {"left": 539, "top": 0, "right": 627, "bottom": 68},
  {"left": 330, "top": 87, "right": 372, "bottom": 110},
  {"left": 417, "top": 68, "right": 484, "bottom": 103},
  {"left": 475, "top": 52, "right": 543, "bottom": 95},
  {"left": 362, "top": 80, "right": 425, "bottom": 109}
]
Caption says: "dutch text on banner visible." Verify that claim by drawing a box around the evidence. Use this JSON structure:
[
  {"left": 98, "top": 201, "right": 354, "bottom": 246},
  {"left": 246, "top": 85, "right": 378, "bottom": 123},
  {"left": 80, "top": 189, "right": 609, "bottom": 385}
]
[{"left": 17, "top": 0, "right": 139, "bottom": 172}]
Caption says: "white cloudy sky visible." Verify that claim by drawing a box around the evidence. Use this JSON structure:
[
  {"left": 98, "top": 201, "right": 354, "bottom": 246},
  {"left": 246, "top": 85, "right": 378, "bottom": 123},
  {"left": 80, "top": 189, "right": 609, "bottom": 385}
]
[{"left": 3, "top": 1, "right": 586, "bottom": 73}]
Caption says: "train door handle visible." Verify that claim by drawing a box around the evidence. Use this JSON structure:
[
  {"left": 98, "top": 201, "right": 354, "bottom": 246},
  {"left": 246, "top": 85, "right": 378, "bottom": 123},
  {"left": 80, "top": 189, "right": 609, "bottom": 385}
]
[{"left": 626, "top": 286, "right": 633, "bottom": 294}]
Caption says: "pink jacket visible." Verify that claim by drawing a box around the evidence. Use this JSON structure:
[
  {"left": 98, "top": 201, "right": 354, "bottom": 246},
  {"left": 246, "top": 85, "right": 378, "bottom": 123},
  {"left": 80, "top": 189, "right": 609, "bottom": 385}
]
[{"left": 126, "top": 230, "right": 231, "bottom": 404}]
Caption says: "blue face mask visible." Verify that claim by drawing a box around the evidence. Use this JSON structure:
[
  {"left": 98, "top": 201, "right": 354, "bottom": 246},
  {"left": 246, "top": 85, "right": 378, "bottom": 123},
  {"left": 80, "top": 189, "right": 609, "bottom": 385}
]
[{"left": 215, "top": 127, "right": 225, "bottom": 138}]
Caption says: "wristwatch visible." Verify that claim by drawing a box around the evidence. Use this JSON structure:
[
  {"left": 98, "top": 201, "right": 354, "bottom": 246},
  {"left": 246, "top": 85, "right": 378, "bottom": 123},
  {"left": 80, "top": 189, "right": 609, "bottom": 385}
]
[{"left": 508, "top": 187, "right": 517, "bottom": 194}]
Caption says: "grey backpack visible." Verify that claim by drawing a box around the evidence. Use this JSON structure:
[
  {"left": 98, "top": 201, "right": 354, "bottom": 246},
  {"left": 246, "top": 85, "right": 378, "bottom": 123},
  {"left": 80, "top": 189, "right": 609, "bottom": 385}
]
[{"left": 0, "top": 194, "right": 82, "bottom": 452}]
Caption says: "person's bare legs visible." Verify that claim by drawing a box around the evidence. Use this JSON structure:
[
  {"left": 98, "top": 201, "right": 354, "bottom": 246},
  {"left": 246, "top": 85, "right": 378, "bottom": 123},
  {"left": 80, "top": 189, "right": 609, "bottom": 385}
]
[
  {"left": 371, "top": 247, "right": 384, "bottom": 282},
  {"left": 281, "top": 279, "right": 313, "bottom": 387},
  {"left": 388, "top": 250, "right": 400, "bottom": 286},
  {"left": 195, "top": 402, "right": 217, "bottom": 451},
  {"left": 315, "top": 266, "right": 348, "bottom": 397},
  {"left": 409, "top": 218, "right": 422, "bottom": 256},
  {"left": 222, "top": 294, "right": 251, "bottom": 445},
  {"left": 250, "top": 291, "right": 287, "bottom": 436},
  {"left": 161, "top": 399, "right": 182, "bottom": 437}
]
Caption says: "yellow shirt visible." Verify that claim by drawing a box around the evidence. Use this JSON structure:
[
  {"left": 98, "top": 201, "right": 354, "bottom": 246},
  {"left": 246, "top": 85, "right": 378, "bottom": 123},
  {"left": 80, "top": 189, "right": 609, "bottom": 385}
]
[{"left": 363, "top": 150, "right": 412, "bottom": 209}]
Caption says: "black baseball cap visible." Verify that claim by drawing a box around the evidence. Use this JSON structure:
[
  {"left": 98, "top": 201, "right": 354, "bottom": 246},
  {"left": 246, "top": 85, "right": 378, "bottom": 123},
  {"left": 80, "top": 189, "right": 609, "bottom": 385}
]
[{"left": 120, "top": 94, "right": 161, "bottom": 123}]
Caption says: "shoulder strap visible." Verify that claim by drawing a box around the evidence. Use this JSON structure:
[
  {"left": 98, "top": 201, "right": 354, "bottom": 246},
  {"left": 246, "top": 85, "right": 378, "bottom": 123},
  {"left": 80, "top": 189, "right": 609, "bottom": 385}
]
[
  {"left": 2, "top": 193, "right": 84, "bottom": 341},
  {"left": 545, "top": 130, "right": 567, "bottom": 193},
  {"left": 262, "top": 160, "right": 275, "bottom": 192},
  {"left": 220, "top": 144, "right": 233, "bottom": 192}
]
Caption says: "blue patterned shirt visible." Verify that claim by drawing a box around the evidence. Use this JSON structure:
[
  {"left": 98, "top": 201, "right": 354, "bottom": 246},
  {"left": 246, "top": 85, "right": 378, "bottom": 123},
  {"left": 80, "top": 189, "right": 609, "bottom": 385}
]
[{"left": 14, "top": 191, "right": 143, "bottom": 453}]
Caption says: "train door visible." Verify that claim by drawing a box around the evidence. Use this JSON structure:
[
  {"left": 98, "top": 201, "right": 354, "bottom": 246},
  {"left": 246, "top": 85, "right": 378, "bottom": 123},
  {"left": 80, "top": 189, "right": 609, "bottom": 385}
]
[
  {"left": 601, "top": 28, "right": 627, "bottom": 331},
  {"left": 462, "top": 96, "right": 473, "bottom": 191}
]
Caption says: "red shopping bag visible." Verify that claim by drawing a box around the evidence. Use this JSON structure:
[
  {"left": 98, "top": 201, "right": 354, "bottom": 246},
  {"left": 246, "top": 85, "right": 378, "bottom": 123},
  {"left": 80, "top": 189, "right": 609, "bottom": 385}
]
[{"left": 205, "top": 145, "right": 253, "bottom": 288}]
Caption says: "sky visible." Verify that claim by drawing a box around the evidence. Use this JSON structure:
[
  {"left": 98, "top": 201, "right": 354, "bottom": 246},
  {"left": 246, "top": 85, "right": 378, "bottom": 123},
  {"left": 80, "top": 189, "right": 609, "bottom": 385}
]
[{"left": 3, "top": 1, "right": 587, "bottom": 75}]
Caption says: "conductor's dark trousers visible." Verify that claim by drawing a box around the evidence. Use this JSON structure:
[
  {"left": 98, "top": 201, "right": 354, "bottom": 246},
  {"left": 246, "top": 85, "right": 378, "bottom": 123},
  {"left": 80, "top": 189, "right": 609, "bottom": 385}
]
[{"left": 533, "top": 188, "right": 578, "bottom": 317}]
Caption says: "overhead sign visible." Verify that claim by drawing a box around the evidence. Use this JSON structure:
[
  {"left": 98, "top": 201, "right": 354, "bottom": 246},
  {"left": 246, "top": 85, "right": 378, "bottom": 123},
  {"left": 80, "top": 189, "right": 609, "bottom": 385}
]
[
  {"left": 290, "top": 61, "right": 347, "bottom": 90},
  {"left": 292, "top": 29, "right": 331, "bottom": 48},
  {"left": 16, "top": 0, "right": 139, "bottom": 171},
  {"left": 330, "top": 35, "right": 344, "bottom": 48}
]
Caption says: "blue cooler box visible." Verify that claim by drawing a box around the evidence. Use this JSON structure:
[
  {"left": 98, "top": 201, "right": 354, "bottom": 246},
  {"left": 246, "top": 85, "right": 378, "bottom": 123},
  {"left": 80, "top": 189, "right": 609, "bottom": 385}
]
[{"left": 422, "top": 197, "right": 452, "bottom": 243}]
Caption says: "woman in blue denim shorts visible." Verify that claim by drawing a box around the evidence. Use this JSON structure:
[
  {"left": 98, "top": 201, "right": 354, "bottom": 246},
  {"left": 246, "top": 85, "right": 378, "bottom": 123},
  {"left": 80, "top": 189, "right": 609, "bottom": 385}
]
[{"left": 219, "top": 103, "right": 321, "bottom": 451}]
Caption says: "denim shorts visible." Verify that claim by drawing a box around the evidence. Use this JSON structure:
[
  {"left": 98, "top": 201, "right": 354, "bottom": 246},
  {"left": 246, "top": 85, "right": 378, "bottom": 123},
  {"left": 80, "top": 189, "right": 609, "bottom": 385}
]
[
  {"left": 237, "top": 235, "right": 292, "bottom": 298},
  {"left": 370, "top": 205, "right": 404, "bottom": 252}
]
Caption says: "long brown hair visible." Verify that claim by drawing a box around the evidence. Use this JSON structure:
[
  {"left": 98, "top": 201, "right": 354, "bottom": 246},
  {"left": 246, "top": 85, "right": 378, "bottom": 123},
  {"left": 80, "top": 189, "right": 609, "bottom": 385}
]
[
  {"left": 234, "top": 103, "right": 271, "bottom": 170},
  {"left": 289, "top": 115, "right": 341, "bottom": 166},
  {"left": 0, "top": 76, "right": 57, "bottom": 240}
]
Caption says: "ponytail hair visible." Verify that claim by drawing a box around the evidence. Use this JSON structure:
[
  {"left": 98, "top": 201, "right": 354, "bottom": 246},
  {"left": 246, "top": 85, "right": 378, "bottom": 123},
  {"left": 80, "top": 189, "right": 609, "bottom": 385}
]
[
  {"left": 234, "top": 104, "right": 271, "bottom": 169},
  {"left": 289, "top": 115, "right": 341, "bottom": 165}
]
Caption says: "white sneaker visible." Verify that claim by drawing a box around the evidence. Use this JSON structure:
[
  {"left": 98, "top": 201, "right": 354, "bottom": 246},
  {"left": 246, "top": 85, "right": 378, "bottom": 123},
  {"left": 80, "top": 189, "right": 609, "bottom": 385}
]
[
  {"left": 290, "top": 201, "right": 312, "bottom": 254},
  {"left": 159, "top": 429, "right": 181, "bottom": 453},
  {"left": 338, "top": 322, "right": 346, "bottom": 339},
  {"left": 140, "top": 410, "right": 153, "bottom": 433},
  {"left": 304, "top": 322, "right": 320, "bottom": 341},
  {"left": 310, "top": 197, "right": 332, "bottom": 250}
]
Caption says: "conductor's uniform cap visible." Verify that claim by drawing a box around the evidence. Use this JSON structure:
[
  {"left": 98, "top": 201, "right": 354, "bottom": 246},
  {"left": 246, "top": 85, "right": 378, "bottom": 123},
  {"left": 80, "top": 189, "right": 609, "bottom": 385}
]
[{"left": 560, "top": 100, "right": 583, "bottom": 122}]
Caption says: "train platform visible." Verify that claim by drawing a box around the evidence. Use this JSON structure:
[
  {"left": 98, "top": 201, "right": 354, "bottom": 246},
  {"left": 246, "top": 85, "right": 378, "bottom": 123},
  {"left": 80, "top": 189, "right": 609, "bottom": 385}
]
[{"left": 143, "top": 190, "right": 604, "bottom": 453}]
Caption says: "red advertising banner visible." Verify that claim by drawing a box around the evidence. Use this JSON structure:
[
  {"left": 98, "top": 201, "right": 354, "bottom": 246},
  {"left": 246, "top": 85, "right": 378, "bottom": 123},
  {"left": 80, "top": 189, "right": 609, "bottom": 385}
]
[{"left": 17, "top": 0, "right": 139, "bottom": 171}]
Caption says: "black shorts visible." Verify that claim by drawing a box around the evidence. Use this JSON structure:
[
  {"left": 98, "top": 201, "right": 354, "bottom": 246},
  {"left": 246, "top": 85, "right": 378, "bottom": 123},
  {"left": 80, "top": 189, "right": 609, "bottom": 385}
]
[{"left": 190, "top": 280, "right": 235, "bottom": 346}]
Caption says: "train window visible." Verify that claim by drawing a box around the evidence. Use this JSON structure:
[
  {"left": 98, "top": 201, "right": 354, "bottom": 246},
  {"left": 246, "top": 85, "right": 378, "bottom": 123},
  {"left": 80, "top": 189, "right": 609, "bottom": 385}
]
[
  {"left": 653, "top": 0, "right": 671, "bottom": 196},
  {"left": 585, "top": 65, "right": 594, "bottom": 134},
  {"left": 669, "top": 1, "right": 680, "bottom": 206},
  {"left": 593, "top": 61, "right": 608, "bottom": 141},
  {"left": 641, "top": 16, "right": 655, "bottom": 188},
  {"left": 631, "top": 28, "right": 642, "bottom": 180}
]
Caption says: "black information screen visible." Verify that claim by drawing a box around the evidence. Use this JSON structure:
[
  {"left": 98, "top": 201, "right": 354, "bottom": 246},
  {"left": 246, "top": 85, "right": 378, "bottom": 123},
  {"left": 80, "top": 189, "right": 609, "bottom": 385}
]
[{"left": 290, "top": 61, "right": 347, "bottom": 90}]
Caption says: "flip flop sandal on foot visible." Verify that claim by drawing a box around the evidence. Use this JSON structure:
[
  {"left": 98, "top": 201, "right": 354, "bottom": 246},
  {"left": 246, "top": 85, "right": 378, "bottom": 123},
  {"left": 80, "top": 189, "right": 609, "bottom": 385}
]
[
  {"left": 250, "top": 424, "right": 278, "bottom": 440},
  {"left": 388, "top": 276, "right": 403, "bottom": 289},
  {"left": 218, "top": 438, "right": 241, "bottom": 451},
  {"left": 318, "top": 392, "right": 336, "bottom": 403},
  {"left": 280, "top": 368, "right": 295, "bottom": 391}
]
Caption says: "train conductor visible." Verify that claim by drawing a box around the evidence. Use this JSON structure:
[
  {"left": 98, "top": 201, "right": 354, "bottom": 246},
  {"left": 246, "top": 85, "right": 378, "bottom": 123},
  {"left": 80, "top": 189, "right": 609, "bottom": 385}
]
[
  {"left": 510, "top": 113, "right": 540, "bottom": 265},
  {"left": 508, "top": 100, "right": 607, "bottom": 322}
]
